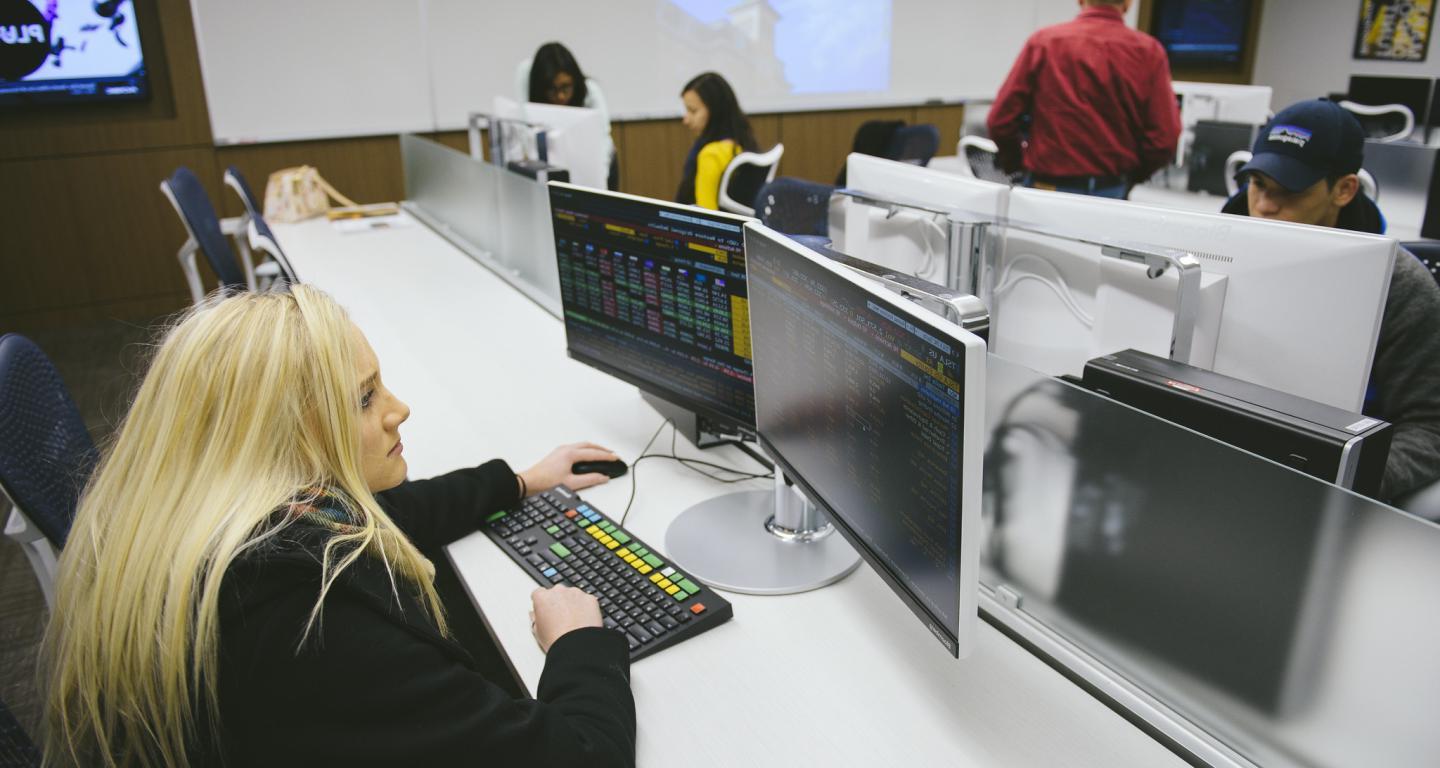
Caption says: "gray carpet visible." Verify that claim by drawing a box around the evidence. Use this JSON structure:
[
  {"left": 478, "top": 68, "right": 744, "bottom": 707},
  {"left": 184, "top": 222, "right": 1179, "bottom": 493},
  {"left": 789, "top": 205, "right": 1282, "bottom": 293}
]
[{"left": 0, "top": 317, "right": 158, "bottom": 748}]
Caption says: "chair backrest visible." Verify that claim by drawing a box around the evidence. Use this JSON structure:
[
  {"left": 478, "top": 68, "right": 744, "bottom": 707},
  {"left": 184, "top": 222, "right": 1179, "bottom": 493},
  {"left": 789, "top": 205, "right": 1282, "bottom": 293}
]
[
  {"left": 223, "top": 166, "right": 299, "bottom": 283},
  {"left": 0, "top": 334, "right": 98, "bottom": 549},
  {"left": 836, "top": 120, "right": 906, "bottom": 185},
  {"left": 886, "top": 123, "right": 940, "bottom": 166},
  {"left": 719, "top": 143, "right": 784, "bottom": 216},
  {"left": 1400, "top": 240, "right": 1440, "bottom": 288},
  {"left": 1224, "top": 149, "right": 1380, "bottom": 200},
  {"left": 755, "top": 177, "right": 835, "bottom": 237},
  {"left": 958, "top": 135, "right": 1020, "bottom": 185},
  {"left": 160, "top": 167, "right": 246, "bottom": 291},
  {"left": 1339, "top": 100, "right": 1416, "bottom": 142}
]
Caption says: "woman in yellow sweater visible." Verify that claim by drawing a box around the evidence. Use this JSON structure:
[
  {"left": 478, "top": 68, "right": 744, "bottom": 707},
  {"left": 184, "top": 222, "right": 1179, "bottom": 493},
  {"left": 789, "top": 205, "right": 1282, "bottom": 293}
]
[{"left": 676, "top": 72, "right": 758, "bottom": 210}]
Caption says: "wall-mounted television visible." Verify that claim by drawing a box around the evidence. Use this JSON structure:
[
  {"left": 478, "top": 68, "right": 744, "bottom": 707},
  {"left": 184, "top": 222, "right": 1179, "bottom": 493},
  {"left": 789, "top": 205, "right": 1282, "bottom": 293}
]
[
  {"left": 1151, "top": 0, "right": 1254, "bottom": 69},
  {"left": 0, "top": 0, "right": 149, "bottom": 105}
]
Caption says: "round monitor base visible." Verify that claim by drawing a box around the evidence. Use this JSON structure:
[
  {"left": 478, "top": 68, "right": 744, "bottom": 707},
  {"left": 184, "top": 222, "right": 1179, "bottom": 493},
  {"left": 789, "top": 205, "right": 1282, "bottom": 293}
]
[{"left": 664, "top": 490, "right": 860, "bottom": 596}]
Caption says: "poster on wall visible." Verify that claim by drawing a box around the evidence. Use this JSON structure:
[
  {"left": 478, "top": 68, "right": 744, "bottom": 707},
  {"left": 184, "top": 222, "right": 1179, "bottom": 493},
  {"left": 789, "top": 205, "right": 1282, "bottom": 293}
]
[{"left": 1354, "top": 0, "right": 1433, "bottom": 61}]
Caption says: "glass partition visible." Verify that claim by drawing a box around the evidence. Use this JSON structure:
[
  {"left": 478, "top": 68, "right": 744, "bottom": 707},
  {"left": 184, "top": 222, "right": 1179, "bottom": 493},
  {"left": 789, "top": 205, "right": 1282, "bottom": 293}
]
[
  {"left": 982, "top": 353, "right": 1440, "bottom": 768},
  {"left": 400, "top": 133, "right": 561, "bottom": 317}
]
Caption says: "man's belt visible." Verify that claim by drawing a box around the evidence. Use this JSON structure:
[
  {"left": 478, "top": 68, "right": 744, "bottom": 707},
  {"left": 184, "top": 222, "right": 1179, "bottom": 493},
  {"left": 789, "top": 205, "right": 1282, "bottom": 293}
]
[{"left": 1030, "top": 173, "right": 1128, "bottom": 188}]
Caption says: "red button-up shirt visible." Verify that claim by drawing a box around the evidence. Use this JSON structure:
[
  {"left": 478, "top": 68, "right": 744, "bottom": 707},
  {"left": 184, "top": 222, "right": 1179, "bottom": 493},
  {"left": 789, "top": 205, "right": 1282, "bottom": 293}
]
[{"left": 987, "top": 6, "right": 1181, "bottom": 182}]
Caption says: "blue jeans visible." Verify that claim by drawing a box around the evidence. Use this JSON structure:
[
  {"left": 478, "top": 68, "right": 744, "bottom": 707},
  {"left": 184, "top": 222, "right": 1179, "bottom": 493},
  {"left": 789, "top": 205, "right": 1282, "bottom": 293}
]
[{"left": 1023, "top": 174, "right": 1128, "bottom": 199}]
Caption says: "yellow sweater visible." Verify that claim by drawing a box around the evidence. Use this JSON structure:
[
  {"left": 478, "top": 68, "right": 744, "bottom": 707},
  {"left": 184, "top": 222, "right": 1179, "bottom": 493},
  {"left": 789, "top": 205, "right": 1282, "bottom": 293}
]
[{"left": 694, "top": 139, "right": 741, "bottom": 210}]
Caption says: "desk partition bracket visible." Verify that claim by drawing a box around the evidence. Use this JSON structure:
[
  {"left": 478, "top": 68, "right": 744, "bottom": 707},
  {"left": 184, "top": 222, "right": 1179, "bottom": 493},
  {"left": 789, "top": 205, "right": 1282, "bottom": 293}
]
[{"left": 1098, "top": 243, "right": 1202, "bottom": 363}]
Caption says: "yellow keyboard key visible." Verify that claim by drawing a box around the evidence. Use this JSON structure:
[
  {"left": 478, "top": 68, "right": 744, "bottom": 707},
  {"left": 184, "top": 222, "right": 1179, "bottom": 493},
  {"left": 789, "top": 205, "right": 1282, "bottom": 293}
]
[
  {"left": 657, "top": 578, "right": 673, "bottom": 590},
  {"left": 617, "top": 548, "right": 631, "bottom": 558},
  {"left": 665, "top": 584, "right": 681, "bottom": 596},
  {"left": 650, "top": 572, "right": 664, "bottom": 583},
  {"left": 599, "top": 534, "right": 614, "bottom": 545},
  {"left": 605, "top": 539, "right": 619, "bottom": 550},
  {"left": 638, "top": 564, "right": 653, "bottom": 574},
  {"left": 585, "top": 525, "right": 600, "bottom": 535},
  {"left": 623, "top": 553, "right": 638, "bottom": 564}
]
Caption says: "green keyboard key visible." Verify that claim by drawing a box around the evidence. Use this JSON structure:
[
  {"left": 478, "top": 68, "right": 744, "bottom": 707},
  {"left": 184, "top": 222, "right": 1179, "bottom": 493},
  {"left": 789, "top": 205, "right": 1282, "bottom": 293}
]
[
  {"left": 642, "top": 553, "right": 664, "bottom": 568},
  {"left": 631, "top": 546, "right": 649, "bottom": 559},
  {"left": 549, "top": 542, "right": 571, "bottom": 558},
  {"left": 600, "top": 522, "right": 617, "bottom": 533},
  {"left": 484, "top": 510, "right": 508, "bottom": 523},
  {"left": 612, "top": 530, "right": 631, "bottom": 545},
  {"left": 678, "top": 579, "right": 700, "bottom": 596},
  {"left": 672, "top": 590, "right": 688, "bottom": 601},
  {"left": 545, "top": 524, "right": 560, "bottom": 535}
]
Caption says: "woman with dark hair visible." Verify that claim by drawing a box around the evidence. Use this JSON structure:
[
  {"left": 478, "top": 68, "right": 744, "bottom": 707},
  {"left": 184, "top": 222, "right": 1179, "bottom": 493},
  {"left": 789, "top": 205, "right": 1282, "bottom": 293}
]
[
  {"left": 677, "top": 72, "right": 758, "bottom": 209},
  {"left": 515, "top": 42, "right": 617, "bottom": 189}
]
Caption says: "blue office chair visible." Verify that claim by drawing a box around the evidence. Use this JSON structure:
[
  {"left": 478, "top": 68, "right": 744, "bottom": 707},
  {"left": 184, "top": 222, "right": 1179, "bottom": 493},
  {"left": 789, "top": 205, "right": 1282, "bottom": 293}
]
[
  {"left": 886, "top": 123, "right": 940, "bottom": 166},
  {"left": 756, "top": 178, "right": 835, "bottom": 237},
  {"left": 1401, "top": 240, "right": 1440, "bottom": 288},
  {"left": 160, "top": 167, "right": 247, "bottom": 304},
  {"left": 0, "top": 698, "right": 40, "bottom": 767},
  {"left": 223, "top": 166, "right": 299, "bottom": 286},
  {"left": 0, "top": 334, "right": 99, "bottom": 609}
]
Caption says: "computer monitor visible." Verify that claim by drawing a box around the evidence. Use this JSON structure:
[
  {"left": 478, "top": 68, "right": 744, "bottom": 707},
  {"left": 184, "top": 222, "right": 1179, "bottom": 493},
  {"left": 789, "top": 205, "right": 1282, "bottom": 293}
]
[
  {"left": 833, "top": 153, "right": 1008, "bottom": 288},
  {"left": 1150, "top": 0, "right": 1255, "bottom": 69},
  {"left": 746, "top": 223, "right": 987, "bottom": 657},
  {"left": 548, "top": 183, "right": 862, "bottom": 595},
  {"left": 1173, "top": 81, "right": 1273, "bottom": 126},
  {"left": 998, "top": 188, "right": 1396, "bottom": 412},
  {"left": 547, "top": 182, "right": 755, "bottom": 434},
  {"left": 495, "top": 97, "right": 610, "bottom": 189},
  {"left": 1172, "top": 82, "right": 1272, "bottom": 165}
]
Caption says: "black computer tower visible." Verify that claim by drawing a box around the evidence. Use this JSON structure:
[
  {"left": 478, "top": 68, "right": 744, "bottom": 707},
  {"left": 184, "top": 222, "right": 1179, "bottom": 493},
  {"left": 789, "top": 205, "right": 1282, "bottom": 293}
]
[
  {"left": 1080, "top": 349, "right": 1392, "bottom": 496},
  {"left": 1188, "top": 120, "right": 1255, "bottom": 197}
]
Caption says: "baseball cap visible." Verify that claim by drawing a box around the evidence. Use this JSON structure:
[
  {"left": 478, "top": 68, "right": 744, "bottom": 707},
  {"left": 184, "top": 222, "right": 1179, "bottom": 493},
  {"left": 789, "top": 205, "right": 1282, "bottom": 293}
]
[{"left": 1236, "top": 99, "right": 1365, "bottom": 193}]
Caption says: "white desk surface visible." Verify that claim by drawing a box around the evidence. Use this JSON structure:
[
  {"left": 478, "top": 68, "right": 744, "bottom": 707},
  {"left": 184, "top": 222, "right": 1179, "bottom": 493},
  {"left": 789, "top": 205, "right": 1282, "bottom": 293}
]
[{"left": 274, "top": 215, "right": 1189, "bottom": 768}]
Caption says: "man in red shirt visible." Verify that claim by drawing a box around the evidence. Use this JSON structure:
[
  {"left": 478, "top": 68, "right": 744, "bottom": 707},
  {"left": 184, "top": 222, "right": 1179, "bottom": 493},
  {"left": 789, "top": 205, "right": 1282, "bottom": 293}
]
[{"left": 987, "top": 0, "right": 1181, "bottom": 198}]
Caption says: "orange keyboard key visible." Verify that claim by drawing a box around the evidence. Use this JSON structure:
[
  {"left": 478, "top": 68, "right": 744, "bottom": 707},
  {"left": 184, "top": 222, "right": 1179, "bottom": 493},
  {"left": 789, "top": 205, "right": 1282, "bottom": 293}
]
[
  {"left": 690, "top": 603, "right": 706, "bottom": 615},
  {"left": 564, "top": 510, "right": 578, "bottom": 518}
]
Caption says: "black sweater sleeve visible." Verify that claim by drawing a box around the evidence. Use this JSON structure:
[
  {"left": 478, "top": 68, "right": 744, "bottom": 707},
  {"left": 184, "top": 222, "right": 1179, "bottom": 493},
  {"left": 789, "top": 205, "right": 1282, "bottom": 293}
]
[
  {"left": 376, "top": 459, "right": 521, "bottom": 550},
  {"left": 219, "top": 561, "right": 636, "bottom": 767}
]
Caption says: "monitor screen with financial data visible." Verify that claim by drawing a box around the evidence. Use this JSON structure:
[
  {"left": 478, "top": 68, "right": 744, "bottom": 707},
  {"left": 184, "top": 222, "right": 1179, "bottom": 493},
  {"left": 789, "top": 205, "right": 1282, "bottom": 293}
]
[
  {"left": 746, "top": 225, "right": 986, "bottom": 657},
  {"left": 547, "top": 183, "right": 756, "bottom": 433}
]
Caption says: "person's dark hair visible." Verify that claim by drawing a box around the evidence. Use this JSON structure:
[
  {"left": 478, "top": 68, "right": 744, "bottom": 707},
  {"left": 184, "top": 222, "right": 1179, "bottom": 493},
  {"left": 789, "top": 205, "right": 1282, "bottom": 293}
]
[
  {"left": 528, "top": 42, "right": 588, "bottom": 107},
  {"left": 681, "top": 72, "right": 757, "bottom": 151}
]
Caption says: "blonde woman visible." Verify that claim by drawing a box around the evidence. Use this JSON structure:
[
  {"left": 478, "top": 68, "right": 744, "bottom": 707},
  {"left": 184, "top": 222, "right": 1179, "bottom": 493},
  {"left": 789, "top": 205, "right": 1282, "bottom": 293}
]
[{"left": 43, "top": 286, "right": 635, "bottom": 767}]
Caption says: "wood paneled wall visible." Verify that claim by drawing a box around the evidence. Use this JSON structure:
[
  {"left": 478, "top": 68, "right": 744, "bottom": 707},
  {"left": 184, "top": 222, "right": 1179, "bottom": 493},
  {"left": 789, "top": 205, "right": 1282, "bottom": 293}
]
[
  {"left": 613, "top": 105, "right": 963, "bottom": 202},
  {"left": 0, "top": 1, "right": 963, "bottom": 334}
]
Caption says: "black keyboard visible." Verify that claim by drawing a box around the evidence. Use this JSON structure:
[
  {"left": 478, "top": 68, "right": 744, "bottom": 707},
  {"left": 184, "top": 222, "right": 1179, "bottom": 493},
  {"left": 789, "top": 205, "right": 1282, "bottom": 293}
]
[{"left": 482, "top": 486, "right": 733, "bottom": 660}]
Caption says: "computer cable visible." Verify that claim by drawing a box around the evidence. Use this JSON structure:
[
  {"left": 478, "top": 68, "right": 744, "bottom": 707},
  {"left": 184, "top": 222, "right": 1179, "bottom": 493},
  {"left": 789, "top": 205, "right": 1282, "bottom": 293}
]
[
  {"left": 619, "top": 418, "right": 772, "bottom": 527},
  {"left": 992, "top": 252, "right": 1095, "bottom": 327}
]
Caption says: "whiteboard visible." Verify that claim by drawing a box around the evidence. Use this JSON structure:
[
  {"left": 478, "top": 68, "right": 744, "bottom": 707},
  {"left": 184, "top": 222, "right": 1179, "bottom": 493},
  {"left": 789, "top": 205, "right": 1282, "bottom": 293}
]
[
  {"left": 191, "top": 0, "right": 1138, "bottom": 143},
  {"left": 190, "top": 0, "right": 434, "bottom": 144}
]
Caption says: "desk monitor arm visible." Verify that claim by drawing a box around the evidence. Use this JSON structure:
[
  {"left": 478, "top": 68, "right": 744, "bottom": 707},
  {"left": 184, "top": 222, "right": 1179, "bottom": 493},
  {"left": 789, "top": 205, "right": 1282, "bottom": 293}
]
[
  {"left": 815, "top": 240, "right": 990, "bottom": 340},
  {"left": 831, "top": 188, "right": 992, "bottom": 296},
  {"left": 1098, "top": 243, "right": 1202, "bottom": 363}
]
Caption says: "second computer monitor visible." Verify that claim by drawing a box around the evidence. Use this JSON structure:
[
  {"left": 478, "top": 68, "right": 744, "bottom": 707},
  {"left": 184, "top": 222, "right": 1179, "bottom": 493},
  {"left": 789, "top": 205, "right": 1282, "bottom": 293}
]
[
  {"left": 746, "top": 224, "right": 986, "bottom": 657},
  {"left": 547, "top": 182, "right": 756, "bottom": 434},
  {"left": 1000, "top": 188, "right": 1396, "bottom": 412}
]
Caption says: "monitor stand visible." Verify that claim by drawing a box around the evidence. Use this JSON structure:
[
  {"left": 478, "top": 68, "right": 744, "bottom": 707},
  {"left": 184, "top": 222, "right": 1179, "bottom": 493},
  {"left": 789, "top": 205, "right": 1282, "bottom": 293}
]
[
  {"left": 665, "top": 472, "right": 860, "bottom": 596},
  {"left": 640, "top": 392, "right": 859, "bottom": 595}
]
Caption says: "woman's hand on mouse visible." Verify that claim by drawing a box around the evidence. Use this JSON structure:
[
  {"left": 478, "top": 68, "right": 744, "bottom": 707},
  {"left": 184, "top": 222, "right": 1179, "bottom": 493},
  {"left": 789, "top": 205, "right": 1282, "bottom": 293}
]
[{"left": 518, "top": 442, "right": 618, "bottom": 495}]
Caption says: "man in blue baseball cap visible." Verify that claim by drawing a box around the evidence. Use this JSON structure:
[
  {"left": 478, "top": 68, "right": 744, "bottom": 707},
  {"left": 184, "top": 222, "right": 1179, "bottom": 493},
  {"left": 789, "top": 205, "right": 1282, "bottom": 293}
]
[{"left": 1222, "top": 98, "right": 1440, "bottom": 508}]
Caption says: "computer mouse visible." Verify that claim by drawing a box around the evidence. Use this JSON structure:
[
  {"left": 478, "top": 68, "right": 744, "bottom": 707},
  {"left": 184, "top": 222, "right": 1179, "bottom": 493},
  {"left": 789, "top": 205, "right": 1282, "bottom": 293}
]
[{"left": 572, "top": 459, "right": 628, "bottom": 479}]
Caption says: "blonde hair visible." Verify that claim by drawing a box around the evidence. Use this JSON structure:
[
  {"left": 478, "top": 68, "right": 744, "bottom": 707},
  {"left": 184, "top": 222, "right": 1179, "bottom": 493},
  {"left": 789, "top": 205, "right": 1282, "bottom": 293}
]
[{"left": 41, "top": 286, "right": 444, "bottom": 767}]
